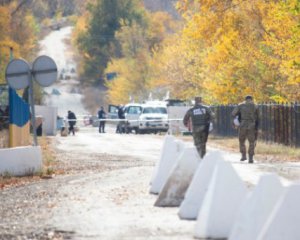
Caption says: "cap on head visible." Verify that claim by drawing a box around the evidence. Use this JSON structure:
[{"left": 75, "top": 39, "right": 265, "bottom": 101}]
[
  {"left": 195, "top": 96, "right": 202, "bottom": 104},
  {"left": 245, "top": 95, "right": 253, "bottom": 100}
]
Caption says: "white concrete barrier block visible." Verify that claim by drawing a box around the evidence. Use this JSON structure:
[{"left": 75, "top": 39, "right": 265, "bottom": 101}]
[
  {"left": 194, "top": 159, "right": 248, "bottom": 239},
  {"left": 256, "top": 184, "right": 300, "bottom": 240},
  {"left": 178, "top": 150, "right": 222, "bottom": 220},
  {"left": 150, "top": 135, "right": 175, "bottom": 185},
  {"left": 229, "top": 174, "right": 284, "bottom": 240},
  {"left": 150, "top": 139, "right": 185, "bottom": 194},
  {"left": 154, "top": 146, "right": 201, "bottom": 207},
  {"left": 0, "top": 146, "right": 42, "bottom": 176}
]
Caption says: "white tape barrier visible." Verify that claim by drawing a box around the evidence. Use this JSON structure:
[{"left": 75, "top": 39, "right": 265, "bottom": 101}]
[
  {"left": 61, "top": 118, "right": 184, "bottom": 122},
  {"left": 2, "top": 116, "right": 184, "bottom": 122}
]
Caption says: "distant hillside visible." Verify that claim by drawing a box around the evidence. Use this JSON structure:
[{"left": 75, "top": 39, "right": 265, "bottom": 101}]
[{"left": 143, "top": 0, "right": 179, "bottom": 18}]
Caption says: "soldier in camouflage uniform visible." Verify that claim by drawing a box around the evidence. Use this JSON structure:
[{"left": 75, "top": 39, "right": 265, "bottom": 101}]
[
  {"left": 232, "top": 95, "right": 259, "bottom": 163},
  {"left": 183, "top": 97, "right": 214, "bottom": 158}
]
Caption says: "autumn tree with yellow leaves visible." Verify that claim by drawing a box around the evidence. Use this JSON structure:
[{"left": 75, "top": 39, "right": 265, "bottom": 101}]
[
  {"left": 0, "top": 0, "right": 83, "bottom": 85},
  {"left": 159, "top": 0, "right": 300, "bottom": 103},
  {"left": 105, "top": 11, "right": 179, "bottom": 104},
  {"left": 74, "top": 0, "right": 299, "bottom": 104}
]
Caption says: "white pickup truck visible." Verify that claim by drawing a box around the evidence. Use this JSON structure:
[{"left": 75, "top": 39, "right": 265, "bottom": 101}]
[{"left": 137, "top": 104, "right": 169, "bottom": 134}]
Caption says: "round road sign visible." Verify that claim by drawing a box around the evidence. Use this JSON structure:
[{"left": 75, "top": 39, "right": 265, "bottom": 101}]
[
  {"left": 5, "top": 59, "right": 30, "bottom": 90},
  {"left": 32, "top": 55, "right": 57, "bottom": 87}
]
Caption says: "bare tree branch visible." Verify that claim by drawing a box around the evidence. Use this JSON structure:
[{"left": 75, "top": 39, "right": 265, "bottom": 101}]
[{"left": 11, "top": 0, "right": 32, "bottom": 16}]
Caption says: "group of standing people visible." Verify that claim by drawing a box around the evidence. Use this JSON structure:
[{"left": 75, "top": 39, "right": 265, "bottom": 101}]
[
  {"left": 67, "top": 96, "right": 259, "bottom": 164},
  {"left": 98, "top": 105, "right": 127, "bottom": 134},
  {"left": 184, "top": 95, "right": 259, "bottom": 164},
  {"left": 64, "top": 106, "right": 107, "bottom": 136}
]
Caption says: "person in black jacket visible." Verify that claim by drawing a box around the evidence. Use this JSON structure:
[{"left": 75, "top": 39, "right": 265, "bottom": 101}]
[
  {"left": 67, "top": 110, "right": 77, "bottom": 135},
  {"left": 98, "top": 106, "right": 106, "bottom": 133},
  {"left": 117, "top": 106, "right": 125, "bottom": 133},
  {"left": 183, "top": 97, "right": 214, "bottom": 158}
]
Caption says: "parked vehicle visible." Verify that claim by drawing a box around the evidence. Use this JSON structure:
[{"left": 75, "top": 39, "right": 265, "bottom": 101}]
[
  {"left": 138, "top": 104, "right": 169, "bottom": 134},
  {"left": 107, "top": 103, "right": 142, "bottom": 133},
  {"left": 124, "top": 103, "right": 142, "bottom": 133}
]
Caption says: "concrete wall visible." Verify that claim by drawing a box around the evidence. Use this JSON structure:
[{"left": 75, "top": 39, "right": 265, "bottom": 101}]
[
  {"left": 35, "top": 105, "right": 57, "bottom": 136},
  {"left": 168, "top": 106, "right": 190, "bottom": 134},
  {"left": 0, "top": 146, "right": 42, "bottom": 176}
]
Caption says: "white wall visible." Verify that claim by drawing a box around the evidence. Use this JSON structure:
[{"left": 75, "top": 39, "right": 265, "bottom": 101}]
[
  {"left": 168, "top": 106, "right": 190, "bottom": 134},
  {"left": 0, "top": 146, "right": 42, "bottom": 176},
  {"left": 35, "top": 105, "right": 58, "bottom": 136}
]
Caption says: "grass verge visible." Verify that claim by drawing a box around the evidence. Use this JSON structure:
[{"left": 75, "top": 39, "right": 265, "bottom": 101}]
[
  {"left": 179, "top": 134, "right": 300, "bottom": 162},
  {"left": 209, "top": 135, "right": 300, "bottom": 162}
]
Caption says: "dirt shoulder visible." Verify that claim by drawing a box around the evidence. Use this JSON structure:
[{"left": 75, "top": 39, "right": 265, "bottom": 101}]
[{"left": 178, "top": 135, "right": 300, "bottom": 163}]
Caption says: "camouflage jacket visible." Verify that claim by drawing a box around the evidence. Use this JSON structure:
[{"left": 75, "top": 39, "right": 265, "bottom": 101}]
[{"left": 232, "top": 100, "right": 259, "bottom": 129}]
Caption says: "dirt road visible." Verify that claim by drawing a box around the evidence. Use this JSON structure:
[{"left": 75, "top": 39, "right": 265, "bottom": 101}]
[
  {"left": 0, "top": 127, "right": 195, "bottom": 239},
  {"left": 1, "top": 125, "right": 300, "bottom": 239}
]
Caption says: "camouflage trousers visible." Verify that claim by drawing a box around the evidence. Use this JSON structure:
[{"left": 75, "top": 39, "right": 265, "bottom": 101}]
[
  {"left": 238, "top": 127, "right": 256, "bottom": 156},
  {"left": 192, "top": 126, "right": 209, "bottom": 158}
]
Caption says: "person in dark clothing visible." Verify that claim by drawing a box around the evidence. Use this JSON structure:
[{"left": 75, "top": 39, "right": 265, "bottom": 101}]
[
  {"left": 98, "top": 106, "right": 106, "bottom": 133},
  {"left": 67, "top": 110, "right": 77, "bottom": 135},
  {"left": 232, "top": 95, "right": 259, "bottom": 163},
  {"left": 117, "top": 106, "right": 126, "bottom": 133},
  {"left": 183, "top": 97, "right": 214, "bottom": 158}
]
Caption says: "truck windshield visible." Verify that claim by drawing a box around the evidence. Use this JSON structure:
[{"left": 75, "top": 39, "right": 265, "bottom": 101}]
[{"left": 143, "top": 107, "right": 167, "bottom": 114}]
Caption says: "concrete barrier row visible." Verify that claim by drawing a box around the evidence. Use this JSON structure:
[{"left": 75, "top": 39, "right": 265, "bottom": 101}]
[{"left": 150, "top": 135, "right": 300, "bottom": 240}]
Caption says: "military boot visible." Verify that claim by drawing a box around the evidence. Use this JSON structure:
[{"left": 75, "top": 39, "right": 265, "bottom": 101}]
[
  {"left": 240, "top": 154, "right": 247, "bottom": 161},
  {"left": 248, "top": 155, "right": 254, "bottom": 164}
]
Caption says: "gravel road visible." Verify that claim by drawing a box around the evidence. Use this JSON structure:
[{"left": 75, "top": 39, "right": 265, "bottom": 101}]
[
  {"left": 1, "top": 126, "right": 300, "bottom": 239},
  {"left": 0, "top": 127, "right": 195, "bottom": 240}
]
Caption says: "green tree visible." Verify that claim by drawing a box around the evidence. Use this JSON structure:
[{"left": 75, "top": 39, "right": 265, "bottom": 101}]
[
  {"left": 105, "top": 11, "right": 178, "bottom": 104},
  {"left": 77, "top": 0, "right": 145, "bottom": 85}
]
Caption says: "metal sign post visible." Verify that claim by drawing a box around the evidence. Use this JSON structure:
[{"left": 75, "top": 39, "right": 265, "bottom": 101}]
[
  {"left": 28, "top": 72, "right": 38, "bottom": 146},
  {"left": 5, "top": 55, "right": 57, "bottom": 146}
]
